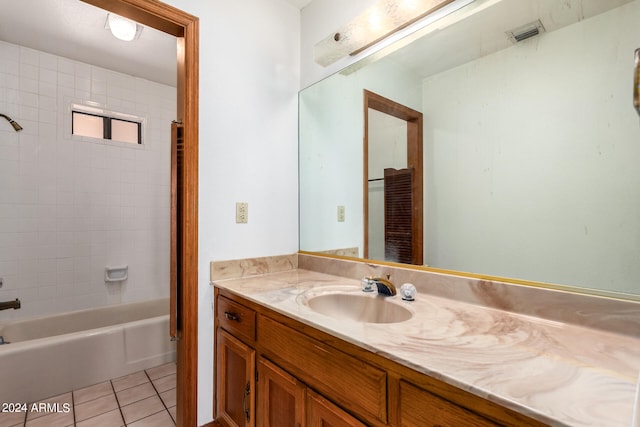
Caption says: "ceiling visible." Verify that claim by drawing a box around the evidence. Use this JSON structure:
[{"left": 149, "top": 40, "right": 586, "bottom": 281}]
[
  {"left": 287, "top": 0, "right": 313, "bottom": 8},
  {"left": 0, "top": 0, "right": 178, "bottom": 86},
  {"left": 0, "top": 0, "right": 312, "bottom": 88},
  {"left": 383, "top": 0, "right": 634, "bottom": 79},
  {"left": 2, "top": 0, "right": 627, "bottom": 90}
]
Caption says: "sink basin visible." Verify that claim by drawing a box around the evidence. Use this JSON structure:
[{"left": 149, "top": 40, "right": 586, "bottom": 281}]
[{"left": 306, "top": 293, "right": 412, "bottom": 324}]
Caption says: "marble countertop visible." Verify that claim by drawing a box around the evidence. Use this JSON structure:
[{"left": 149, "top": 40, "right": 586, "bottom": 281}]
[{"left": 213, "top": 269, "right": 640, "bottom": 427}]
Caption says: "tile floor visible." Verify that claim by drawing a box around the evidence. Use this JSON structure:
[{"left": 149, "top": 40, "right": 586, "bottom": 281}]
[{"left": 0, "top": 362, "right": 176, "bottom": 427}]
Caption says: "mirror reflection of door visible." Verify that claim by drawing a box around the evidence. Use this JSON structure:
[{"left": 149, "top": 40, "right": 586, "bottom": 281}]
[
  {"left": 367, "top": 110, "right": 407, "bottom": 260},
  {"left": 364, "top": 90, "right": 423, "bottom": 265}
]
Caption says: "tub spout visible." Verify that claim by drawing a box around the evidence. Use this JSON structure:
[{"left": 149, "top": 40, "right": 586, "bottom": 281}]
[{"left": 0, "top": 299, "right": 20, "bottom": 310}]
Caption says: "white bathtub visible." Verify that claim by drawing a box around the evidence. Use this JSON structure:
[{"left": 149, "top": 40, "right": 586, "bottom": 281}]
[{"left": 0, "top": 298, "right": 176, "bottom": 404}]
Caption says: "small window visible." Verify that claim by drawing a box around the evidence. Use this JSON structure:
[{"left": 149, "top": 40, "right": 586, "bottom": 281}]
[{"left": 72, "top": 111, "right": 142, "bottom": 145}]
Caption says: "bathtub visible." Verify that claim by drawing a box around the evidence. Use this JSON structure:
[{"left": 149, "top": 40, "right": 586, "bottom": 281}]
[{"left": 0, "top": 298, "right": 176, "bottom": 405}]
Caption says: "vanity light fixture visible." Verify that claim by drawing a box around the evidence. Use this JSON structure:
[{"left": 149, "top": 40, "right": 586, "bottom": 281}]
[
  {"left": 314, "top": 0, "right": 460, "bottom": 67},
  {"left": 106, "top": 13, "right": 143, "bottom": 42}
]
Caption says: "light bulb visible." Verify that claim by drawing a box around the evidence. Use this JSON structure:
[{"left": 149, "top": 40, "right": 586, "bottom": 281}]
[{"left": 108, "top": 14, "right": 137, "bottom": 41}]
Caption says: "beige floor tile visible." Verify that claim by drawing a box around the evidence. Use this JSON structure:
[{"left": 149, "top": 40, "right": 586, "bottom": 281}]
[
  {"left": 73, "top": 382, "right": 113, "bottom": 405},
  {"left": 24, "top": 410, "right": 73, "bottom": 427},
  {"left": 151, "top": 373, "right": 175, "bottom": 394},
  {"left": 5, "top": 363, "right": 175, "bottom": 427},
  {"left": 115, "top": 381, "right": 156, "bottom": 407},
  {"left": 26, "top": 392, "right": 73, "bottom": 421},
  {"left": 159, "top": 388, "right": 176, "bottom": 408},
  {"left": 112, "top": 371, "right": 149, "bottom": 392},
  {"left": 74, "top": 393, "right": 118, "bottom": 422},
  {"left": 145, "top": 362, "right": 176, "bottom": 380},
  {"left": 121, "top": 395, "right": 164, "bottom": 425},
  {"left": 76, "top": 408, "right": 124, "bottom": 427},
  {"left": 0, "top": 410, "right": 27, "bottom": 426},
  {"left": 127, "top": 410, "right": 175, "bottom": 427}
]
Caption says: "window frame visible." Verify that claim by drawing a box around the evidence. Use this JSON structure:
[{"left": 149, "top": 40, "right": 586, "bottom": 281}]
[{"left": 71, "top": 105, "right": 144, "bottom": 146}]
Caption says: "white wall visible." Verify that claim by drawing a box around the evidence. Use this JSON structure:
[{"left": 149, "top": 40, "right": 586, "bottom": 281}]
[
  {"left": 159, "top": 1, "right": 300, "bottom": 424},
  {"left": 422, "top": 1, "right": 640, "bottom": 293},
  {"left": 0, "top": 40, "right": 174, "bottom": 321}
]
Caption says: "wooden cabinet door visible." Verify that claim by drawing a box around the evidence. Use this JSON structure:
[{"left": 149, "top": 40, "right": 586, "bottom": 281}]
[
  {"left": 306, "top": 389, "right": 366, "bottom": 427},
  {"left": 257, "top": 357, "right": 306, "bottom": 427},
  {"left": 217, "top": 329, "right": 256, "bottom": 427},
  {"left": 399, "top": 381, "right": 498, "bottom": 427}
]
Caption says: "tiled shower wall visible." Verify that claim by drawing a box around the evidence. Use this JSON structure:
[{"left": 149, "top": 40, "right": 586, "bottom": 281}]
[{"left": 0, "top": 40, "right": 175, "bottom": 321}]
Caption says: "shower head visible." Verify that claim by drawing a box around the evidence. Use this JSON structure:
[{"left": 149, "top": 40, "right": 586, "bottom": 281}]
[{"left": 0, "top": 114, "right": 23, "bottom": 132}]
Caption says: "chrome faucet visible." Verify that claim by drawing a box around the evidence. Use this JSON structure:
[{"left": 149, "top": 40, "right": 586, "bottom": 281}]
[
  {"left": 362, "top": 276, "right": 397, "bottom": 296},
  {"left": 0, "top": 299, "right": 20, "bottom": 311}
]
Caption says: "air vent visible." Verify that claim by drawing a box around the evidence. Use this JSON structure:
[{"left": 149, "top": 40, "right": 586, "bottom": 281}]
[{"left": 507, "top": 20, "right": 545, "bottom": 43}]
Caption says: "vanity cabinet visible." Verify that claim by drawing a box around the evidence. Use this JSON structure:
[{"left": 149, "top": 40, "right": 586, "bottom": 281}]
[
  {"left": 214, "top": 288, "right": 547, "bottom": 427},
  {"left": 216, "top": 330, "right": 255, "bottom": 427},
  {"left": 257, "top": 357, "right": 365, "bottom": 427},
  {"left": 257, "top": 357, "right": 305, "bottom": 427},
  {"left": 216, "top": 296, "right": 257, "bottom": 426},
  {"left": 397, "top": 380, "right": 496, "bottom": 427},
  {"left": 306, "top": 389, "right": 367, "bottom": 427}
]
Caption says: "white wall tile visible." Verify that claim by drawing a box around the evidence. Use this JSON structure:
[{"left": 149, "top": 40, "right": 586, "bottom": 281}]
[{"left": 0, "top": 40, "right": 174, "bottom": 321}]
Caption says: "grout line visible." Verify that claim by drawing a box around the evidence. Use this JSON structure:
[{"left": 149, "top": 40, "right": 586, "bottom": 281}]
[
  {"left": 71, "top": 391, "right": 76, "bottom": 427},
  {"left": 143, "top": 368, "right": 175, "bottom": 426},
  {"left": 109, "top": 379, "right": 126, "bottom": 427}
]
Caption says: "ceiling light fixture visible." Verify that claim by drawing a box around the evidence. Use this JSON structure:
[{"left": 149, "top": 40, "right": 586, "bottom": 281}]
[{"left": 106, "top": 13, "right": 143, "bottom": 42}]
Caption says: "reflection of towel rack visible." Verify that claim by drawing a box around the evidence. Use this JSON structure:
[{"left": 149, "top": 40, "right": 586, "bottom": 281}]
[{"left": 368, "top": 177, "right": 384, "bottom": 182}]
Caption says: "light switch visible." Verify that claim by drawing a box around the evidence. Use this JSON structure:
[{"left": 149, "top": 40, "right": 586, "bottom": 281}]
[{"left": 337, "top": 205, "right": 345, "bottom": 222}]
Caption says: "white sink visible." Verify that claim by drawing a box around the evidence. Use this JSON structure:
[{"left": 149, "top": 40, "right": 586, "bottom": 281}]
[{"left": 306, "top": 292, "right": 412, "bottom": 324}]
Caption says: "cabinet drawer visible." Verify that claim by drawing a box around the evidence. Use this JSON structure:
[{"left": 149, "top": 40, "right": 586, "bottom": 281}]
[
  {"left": 258, "top": 315, "right": 386, "bottom": 424},
  {"left": 217, "top": 296, "right": 256, "bottom": 342},
  {"left": 399, "top": 380, "right": 498, "bottom": 427}
]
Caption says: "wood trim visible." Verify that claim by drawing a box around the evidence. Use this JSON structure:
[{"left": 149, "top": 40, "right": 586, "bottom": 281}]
[
  {"left": 81, "top": 0, "right": 186, "bottom": 36},
  {"left": 80, "top": 1, "right": 199, "bottom": 426},
  {"left": 170, "top": 122, "right": 180, "bottom": 339},
  {"left": 364, "top": 90, "right": 423, "bottom": 265}
]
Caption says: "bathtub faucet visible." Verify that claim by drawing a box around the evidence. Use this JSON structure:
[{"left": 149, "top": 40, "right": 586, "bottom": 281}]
[{"left": 0, "top": 299, "right": 20, "bottom": 310}]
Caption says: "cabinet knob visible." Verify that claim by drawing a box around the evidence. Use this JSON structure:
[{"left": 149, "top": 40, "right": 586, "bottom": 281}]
[{"left": 224, "top": 311, "right": 240, "bottom": 322}]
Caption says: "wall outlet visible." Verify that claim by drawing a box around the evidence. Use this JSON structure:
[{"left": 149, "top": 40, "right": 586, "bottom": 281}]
[
  {"left": 236, "top": 202, "right": 248, "bottom": 223},
  {"left": 337, "top": 205, "right": 345, "bottom": 222}
]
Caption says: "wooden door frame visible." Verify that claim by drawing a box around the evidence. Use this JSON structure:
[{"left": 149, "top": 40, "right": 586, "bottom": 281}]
[
  {"left": 363, "top": 90, "right": 423, "bottom": 265},
  {"left": 81, "top": 1, "right": 199, "bottom": 425}
]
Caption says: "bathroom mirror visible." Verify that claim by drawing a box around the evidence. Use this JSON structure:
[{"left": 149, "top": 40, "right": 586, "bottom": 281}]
[{"left": 299, "top": 0, "right": 640, "bottom": 297}]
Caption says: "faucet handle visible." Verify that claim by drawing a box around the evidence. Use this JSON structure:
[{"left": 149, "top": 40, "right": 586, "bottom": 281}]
[
  {"left": 361, "top": 277, "right": 376, "bottom": 292},
  {"left": 400, "top": 283, "right": 417, "bottom": 301}
]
